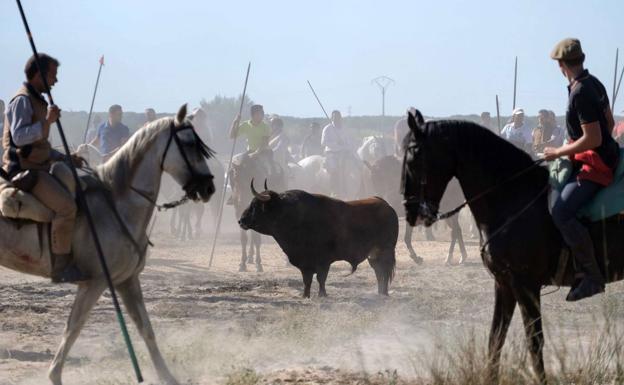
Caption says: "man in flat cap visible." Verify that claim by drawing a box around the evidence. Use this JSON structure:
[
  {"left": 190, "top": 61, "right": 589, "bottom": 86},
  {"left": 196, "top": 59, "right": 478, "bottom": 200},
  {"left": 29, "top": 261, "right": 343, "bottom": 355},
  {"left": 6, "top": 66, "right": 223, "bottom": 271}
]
[{"left": 544, "top": 38, "right": 620, "bottom": 301}]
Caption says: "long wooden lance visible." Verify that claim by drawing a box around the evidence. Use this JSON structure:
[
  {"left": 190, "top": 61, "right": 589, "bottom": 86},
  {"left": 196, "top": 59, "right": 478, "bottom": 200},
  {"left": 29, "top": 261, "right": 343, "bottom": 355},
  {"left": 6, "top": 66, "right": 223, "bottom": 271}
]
[
  {"left": 496, "top": 95, "right": 501, "bottom": 134},
  {"left": 613, "top": 61, "right": 624, "bottom": 111},
  {"left": 83, "top": 55, "right": 105, "bottom": 144},
  {"left": 307, "top": 80, "right": 333, "bottom": 125},
  {"left": 15, "top": 1, "right": 143, "bottom": 382},
  {"left": 208, "top": 62, "right": 251, "bottom": 268},
  {"left": 512, "top": 56, "right": 518, "bottom": 110}
]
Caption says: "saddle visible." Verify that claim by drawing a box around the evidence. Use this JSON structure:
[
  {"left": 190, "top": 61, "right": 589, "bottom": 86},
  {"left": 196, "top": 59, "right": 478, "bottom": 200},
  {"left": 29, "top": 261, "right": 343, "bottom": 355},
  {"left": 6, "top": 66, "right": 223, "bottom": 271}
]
[
  {"left": 0, "top": 169, "right": 95, "bottom": 223},
  {"left": 549, "top": 148, "right": 624, "bottom": 222}
]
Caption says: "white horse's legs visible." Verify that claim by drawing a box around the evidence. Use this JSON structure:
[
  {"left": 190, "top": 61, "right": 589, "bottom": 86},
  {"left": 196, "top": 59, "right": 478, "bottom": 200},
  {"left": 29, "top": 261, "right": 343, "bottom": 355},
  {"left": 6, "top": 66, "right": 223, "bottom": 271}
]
[
  {"left": 117, "top": 276, "right": 179, "bottom": 385},
  {"left": 48, "top": 281, "right": 106, "bottom": 385}
]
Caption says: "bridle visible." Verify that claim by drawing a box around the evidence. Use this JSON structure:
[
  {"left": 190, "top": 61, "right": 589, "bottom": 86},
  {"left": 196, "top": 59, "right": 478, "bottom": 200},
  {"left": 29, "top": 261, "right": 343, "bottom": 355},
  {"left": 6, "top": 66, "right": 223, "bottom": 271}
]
[
  {"left": 401, "top": 126, "right": 548, "bottom": 254},
  {"left": 131, "top": 121, "right": 214, "bottom": 211}
]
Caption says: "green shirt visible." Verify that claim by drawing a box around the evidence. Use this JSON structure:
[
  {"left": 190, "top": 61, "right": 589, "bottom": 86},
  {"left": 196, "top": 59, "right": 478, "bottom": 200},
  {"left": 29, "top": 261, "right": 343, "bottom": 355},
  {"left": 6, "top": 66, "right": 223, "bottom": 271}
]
[{"left": 236, "top": 120, "right": 271, "bottom": 151}]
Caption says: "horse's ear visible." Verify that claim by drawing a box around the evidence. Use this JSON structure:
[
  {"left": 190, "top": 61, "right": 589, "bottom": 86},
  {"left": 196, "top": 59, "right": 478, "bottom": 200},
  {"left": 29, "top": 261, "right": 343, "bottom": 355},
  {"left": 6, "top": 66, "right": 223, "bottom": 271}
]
[
  {"left": 175, "top": 104, "right": 188, "bottom": 125},
  {"left": 407, "top": 110, "right": 425, "bottom": 137},
  {"left": 363, "top": 160, "right": 372, "bottom": 170}
]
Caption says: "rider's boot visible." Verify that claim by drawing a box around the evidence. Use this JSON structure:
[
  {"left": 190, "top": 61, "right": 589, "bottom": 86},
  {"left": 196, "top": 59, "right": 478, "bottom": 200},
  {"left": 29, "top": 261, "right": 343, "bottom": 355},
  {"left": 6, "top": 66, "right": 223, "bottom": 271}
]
[
  {"left": 51, "top": 253, "right": 89, "bottom": 283},
  {"left": 565, "top": 224, "right": 605, "bottom": 302}
]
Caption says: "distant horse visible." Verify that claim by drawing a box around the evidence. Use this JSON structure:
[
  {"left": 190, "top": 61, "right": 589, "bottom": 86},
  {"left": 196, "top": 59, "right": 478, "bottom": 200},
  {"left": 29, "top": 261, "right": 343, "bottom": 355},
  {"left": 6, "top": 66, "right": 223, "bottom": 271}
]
[
  {"left": 229, "top": 150, "right": 286, "bottom": 272},
  {"left": 357, "top": 135, "right": 388, "bottom": 164},
  {"left": 169, "top": 157, "right": 225, "bottom": 240},
  {"left": 290, "top": 154, "right": 365, "bottom": 199},
  {"left": 364, "top": 155, "right": 467, "bottom": 265},
  {"left": 401, "top": 112, "right": 624, "bottom": 383},
  {"left": 0, "top": 105, "right": 215, "bottom": 385}
]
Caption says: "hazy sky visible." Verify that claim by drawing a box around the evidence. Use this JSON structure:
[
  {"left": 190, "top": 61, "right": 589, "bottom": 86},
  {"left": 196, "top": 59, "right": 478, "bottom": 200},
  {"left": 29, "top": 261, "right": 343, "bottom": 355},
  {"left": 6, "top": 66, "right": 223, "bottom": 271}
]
[{"left": 1, "top": 0, "right": 623, "bottom": 117}]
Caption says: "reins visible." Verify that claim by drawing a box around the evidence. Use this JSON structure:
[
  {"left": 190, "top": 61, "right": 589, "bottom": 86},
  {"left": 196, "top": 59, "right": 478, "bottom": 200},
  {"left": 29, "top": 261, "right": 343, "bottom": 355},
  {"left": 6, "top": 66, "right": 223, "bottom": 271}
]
[{"left": 436, "top": 158, "right": 546, "bottom": 220}]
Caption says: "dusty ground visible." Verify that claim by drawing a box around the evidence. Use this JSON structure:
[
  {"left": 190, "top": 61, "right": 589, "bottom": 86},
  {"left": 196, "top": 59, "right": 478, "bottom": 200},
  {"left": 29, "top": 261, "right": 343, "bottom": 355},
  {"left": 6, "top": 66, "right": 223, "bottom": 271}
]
[{"left": 1, "top": 217, "right": 623, "bottom": 385}]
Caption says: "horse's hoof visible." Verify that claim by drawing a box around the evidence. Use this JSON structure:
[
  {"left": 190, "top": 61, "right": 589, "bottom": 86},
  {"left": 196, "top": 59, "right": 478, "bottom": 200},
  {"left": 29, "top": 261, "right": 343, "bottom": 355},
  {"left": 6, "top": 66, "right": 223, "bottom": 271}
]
[
  {"left": 410, "top": 254, "right": 423, "bottom": 265},
  {"left": 247, "top": 257, "right": 254, "bottom": 264},
  {"left": 238, "top": 264, "right": 247, "bottom": 272},
  {"left": 256, "top": 264, "right": 263, "bottom": 273}
]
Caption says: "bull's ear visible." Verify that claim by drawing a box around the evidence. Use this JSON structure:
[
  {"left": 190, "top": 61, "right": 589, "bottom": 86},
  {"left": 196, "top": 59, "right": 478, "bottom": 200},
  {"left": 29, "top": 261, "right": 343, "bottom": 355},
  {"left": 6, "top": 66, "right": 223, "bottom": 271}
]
[
  {"left": 175, "top": 104, "right": 188, "bottom": 126},
  {"left": 407, "top": 110, "right": 425, "bottom": 138}
]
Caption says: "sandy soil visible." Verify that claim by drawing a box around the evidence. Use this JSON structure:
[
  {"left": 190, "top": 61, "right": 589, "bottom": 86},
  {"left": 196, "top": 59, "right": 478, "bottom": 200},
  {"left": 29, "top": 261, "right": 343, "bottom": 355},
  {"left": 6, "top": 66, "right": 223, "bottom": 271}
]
[{"left": 1, "top": 217, "right": 623, "bottom": 385}]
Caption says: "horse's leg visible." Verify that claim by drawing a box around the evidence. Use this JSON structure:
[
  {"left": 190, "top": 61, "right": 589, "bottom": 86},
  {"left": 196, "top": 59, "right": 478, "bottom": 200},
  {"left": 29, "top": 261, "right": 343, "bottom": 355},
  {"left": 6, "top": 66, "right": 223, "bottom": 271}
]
[
  {"left": 239, "top": 229, "right": 248, "bottom": 272},
  {"left": 455, "top": 218, "right": 468, "bottom": 264},
  {"left": 169, "top": 209, "right": 178, "bottom": 236},
  {"left": 247, "top": 231, "right": 255, "bottom": 264},
  {"left": 404, "top": 225, "right": 422, "bottom": 264},
  {"left": 487, "top": 280, "right": 517, "bottom": 384},
  {"left": 117, "top": 276, "right": 179, "bottom": 385},
  {"left": 194, "top": 204, "right": 205, "bottom": 239},
  {"left": 48, "top": 281, "right": 106, "bottom": 385},
  {"left": 446, "top": 219, "right": 456, "bottom": 266},
  {"left": 513, "top": 283, "right": 546, "bottom": 384},
  {"left": 253, "top": 231, "right": 263, "bottom": 272}
]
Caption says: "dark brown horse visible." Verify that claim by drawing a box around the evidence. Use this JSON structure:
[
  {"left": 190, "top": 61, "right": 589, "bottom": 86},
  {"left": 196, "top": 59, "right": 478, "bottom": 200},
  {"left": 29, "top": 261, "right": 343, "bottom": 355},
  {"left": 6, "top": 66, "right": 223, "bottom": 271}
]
[
  {"left": 401, "top": 111, "right": 624, "bottom": 383},
  {"left": 365, "top": 156, "right": 468, "bottom": 265}
]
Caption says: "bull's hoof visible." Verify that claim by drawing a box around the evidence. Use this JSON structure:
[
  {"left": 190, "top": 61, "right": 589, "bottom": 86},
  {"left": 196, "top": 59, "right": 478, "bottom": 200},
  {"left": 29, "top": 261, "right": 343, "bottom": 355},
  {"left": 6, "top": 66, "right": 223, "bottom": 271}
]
[
  {"left": 318, "top": 291, "right": 327, "bottom": 298},
  {"left": 238, "top": 263, "right": 247, "bottom": 272},
  {"left": 256, "top": 264, "right": 263, "bottom": 273}
]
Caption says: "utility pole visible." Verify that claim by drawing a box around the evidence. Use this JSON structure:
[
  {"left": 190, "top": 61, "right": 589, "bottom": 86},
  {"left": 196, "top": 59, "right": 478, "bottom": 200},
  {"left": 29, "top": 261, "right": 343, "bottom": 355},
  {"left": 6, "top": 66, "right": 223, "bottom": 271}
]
[{"left": 371, "top": 76, "right": 395, "bottom": 117}]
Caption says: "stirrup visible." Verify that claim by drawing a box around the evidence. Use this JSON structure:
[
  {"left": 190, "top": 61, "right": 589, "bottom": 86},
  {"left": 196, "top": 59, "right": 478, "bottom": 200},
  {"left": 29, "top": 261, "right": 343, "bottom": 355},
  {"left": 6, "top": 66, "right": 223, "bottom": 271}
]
[{"left": 52, "top": 264, "right": 89, "bottom": 283}]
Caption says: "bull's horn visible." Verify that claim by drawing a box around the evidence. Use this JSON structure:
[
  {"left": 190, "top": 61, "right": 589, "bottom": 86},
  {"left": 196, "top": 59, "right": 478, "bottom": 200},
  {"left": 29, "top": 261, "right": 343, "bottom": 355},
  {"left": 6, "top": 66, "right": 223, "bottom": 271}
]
[
  {"left": 250, "top": 179, "right": 270, "bottom": 201},
  {"left": 264, "top": 179, "right": 268, "bottom": 191}
]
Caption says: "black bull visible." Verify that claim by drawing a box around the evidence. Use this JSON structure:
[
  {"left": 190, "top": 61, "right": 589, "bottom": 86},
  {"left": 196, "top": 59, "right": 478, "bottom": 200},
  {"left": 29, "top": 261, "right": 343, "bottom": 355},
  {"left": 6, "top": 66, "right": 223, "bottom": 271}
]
[{"left": 239, "top": 183, "right": 397, "bottom": 298}]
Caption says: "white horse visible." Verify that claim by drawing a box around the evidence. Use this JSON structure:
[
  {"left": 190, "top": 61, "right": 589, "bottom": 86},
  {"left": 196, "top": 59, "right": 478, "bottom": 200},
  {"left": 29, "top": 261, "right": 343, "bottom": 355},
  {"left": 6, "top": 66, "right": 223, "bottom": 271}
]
[
  {"left": 0, "top": 105, "right": 215, "bottom": 385},
  {"left": 357, "top": 135, "right": 388, "bottom": 164},
  {"left": 289, "top": 154, "right": 365, "bottom": 199}
]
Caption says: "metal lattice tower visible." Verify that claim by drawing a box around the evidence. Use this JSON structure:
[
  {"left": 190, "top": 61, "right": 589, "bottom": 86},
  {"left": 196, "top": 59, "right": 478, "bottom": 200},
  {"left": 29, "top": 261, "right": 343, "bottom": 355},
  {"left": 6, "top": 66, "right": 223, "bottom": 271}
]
[{"left": 371, "top": 75, "right": 395, "bottom": 116}]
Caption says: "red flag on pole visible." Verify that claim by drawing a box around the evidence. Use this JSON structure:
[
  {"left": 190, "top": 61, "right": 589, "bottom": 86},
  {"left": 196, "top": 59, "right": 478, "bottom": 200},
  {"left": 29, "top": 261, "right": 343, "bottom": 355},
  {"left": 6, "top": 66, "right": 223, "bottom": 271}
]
[{"left": 99, "top": 55, "right": 104, "bottom": 66}]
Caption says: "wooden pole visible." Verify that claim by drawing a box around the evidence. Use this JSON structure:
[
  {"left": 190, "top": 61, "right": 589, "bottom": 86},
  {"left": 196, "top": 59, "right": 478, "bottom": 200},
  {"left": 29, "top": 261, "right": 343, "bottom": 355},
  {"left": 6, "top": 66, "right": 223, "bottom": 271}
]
[
  {"left": 512, "top": 56, "right": 518, "bottom": 110},
  {"left": 15, "top": 0, "right": 143, "bottom": 381},
  {"left": 612, "top": 48, "right": 619, "bottom": 112},
  {"left": 83, "top": 55, "right": 104, "bottom": 144},
  {"left": 208, "top": 62, "right": 251, "bottom": 268},
  {"left": 496, "top": 95, "right": 501, "bottom": 134}
]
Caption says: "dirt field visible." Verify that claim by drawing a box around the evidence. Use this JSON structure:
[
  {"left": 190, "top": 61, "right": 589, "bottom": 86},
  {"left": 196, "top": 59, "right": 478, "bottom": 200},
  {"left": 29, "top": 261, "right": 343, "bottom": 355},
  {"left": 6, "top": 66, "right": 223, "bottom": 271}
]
[{"left": 1, "top": 216, "right": 623, "bottom": 385}]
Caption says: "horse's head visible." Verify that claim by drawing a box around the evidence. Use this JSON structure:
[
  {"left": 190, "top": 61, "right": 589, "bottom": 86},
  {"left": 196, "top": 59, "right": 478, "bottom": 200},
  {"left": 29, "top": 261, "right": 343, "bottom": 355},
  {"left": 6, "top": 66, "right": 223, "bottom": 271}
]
[
  {"left": 161, "top": 104, "right": 215, "bottom": 202},
  {"left": 401, "top": 110, "right": 456, "bottom": 226}
]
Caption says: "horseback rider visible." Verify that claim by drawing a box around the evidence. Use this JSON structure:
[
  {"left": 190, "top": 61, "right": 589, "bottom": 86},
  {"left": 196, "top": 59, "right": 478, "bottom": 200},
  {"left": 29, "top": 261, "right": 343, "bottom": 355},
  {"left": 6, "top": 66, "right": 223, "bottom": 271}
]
[
  {"left": 300, "top": 122, "right": 323, "bottom": 158},
  {"left": 2, "top": 53, "right": 87, "bottom": 283},
  {"left": 228, "top": 104, "right": 276, "bottom": 203},
  {"left": 500, "top": 108, "right": 532, "bottom": 151},
  {"left": 532, "top": 109, "right": 564, "bottom": 154},
  {"left": 544, "top": 38, "right": 620, "bottom": 301},
  {"left": 321, "top": 110, "right": 353, "bottom": 198},
  {"left": 269, "top": 116, "right": 295, "bottom": 171},
  {"left": 89, "top": 104, "right": 130, "bottom": 162}
]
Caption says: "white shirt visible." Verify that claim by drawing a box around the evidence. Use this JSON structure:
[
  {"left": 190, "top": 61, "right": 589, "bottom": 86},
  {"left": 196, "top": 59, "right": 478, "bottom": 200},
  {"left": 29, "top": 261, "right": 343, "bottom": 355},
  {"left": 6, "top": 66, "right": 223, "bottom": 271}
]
[
  {"left": 500, "top": 122, "right": 532, "bottom": 145},
  {"left": 321, "top": 123, "right": 351, "bottom": 153}
]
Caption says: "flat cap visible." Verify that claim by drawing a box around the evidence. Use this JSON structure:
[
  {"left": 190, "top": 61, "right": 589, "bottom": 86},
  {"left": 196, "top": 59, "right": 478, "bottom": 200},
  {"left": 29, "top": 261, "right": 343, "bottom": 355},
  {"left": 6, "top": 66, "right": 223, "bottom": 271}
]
[{"left": 550, "top": 38, "right": 584, "bottom": 61}]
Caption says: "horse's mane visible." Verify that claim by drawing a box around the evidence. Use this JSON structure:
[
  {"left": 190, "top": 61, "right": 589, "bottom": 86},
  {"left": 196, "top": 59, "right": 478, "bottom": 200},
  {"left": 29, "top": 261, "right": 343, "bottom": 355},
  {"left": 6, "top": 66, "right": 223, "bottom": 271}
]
[
  {"left": 96, "top": 117, "right": 173, "bottom": 191},
  {"left": 406, "top": 119, "right": 548, "bottom": 187}
]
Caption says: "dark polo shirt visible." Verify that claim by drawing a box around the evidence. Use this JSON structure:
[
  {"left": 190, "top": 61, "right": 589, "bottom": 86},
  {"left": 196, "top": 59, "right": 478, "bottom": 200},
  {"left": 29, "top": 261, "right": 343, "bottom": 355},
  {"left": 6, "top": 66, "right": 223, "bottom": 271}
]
[{"left": 566, "top": 69, "right": 619, "bottom": 168}]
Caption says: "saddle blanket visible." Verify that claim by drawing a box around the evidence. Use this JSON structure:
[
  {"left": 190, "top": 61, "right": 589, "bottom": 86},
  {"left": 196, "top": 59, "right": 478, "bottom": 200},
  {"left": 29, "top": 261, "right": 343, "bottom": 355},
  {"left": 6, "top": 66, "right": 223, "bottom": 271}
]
[{"left": 549, "top": 148, "right": 624, "bottom": 222}]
